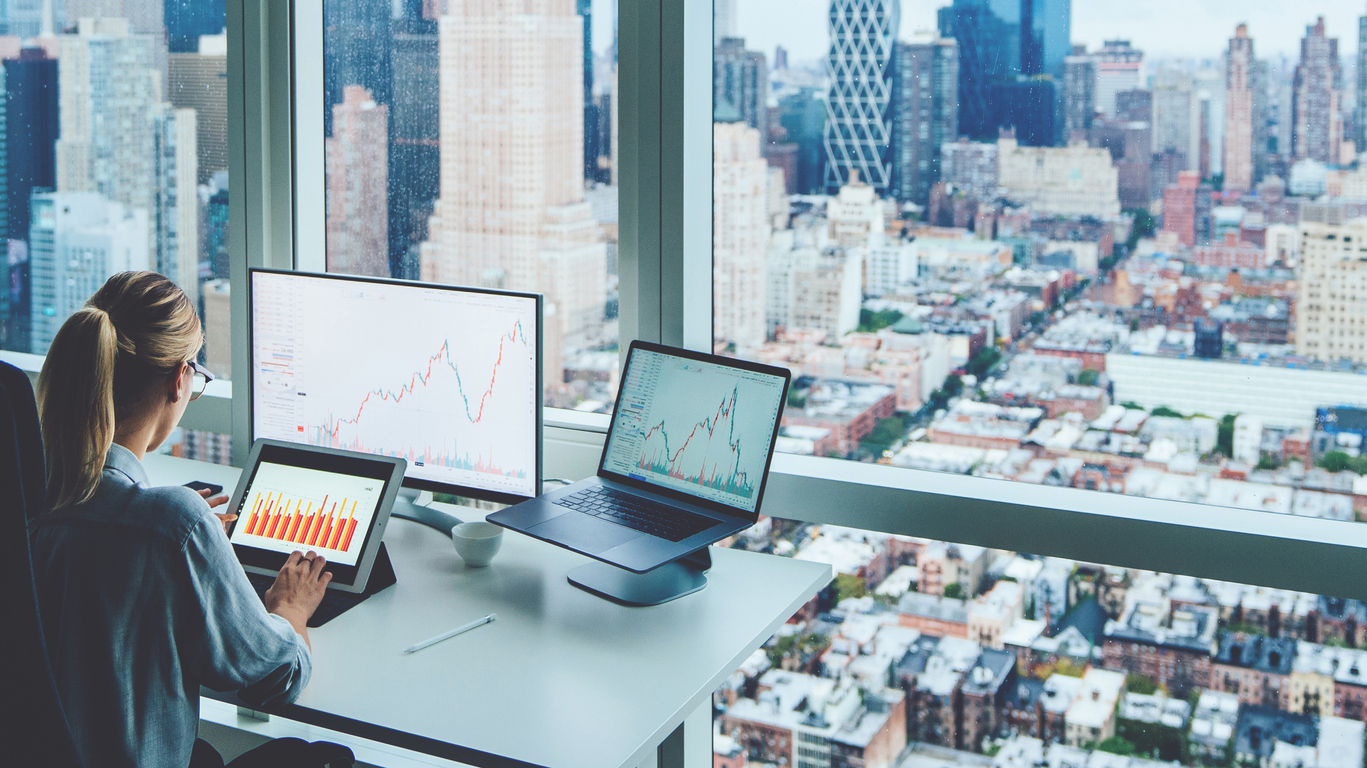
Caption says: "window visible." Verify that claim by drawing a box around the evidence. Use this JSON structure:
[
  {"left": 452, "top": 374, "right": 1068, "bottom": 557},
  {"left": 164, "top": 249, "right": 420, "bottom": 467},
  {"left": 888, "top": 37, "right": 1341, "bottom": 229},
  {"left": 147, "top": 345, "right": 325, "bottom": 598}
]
[
  {"left": 712, "top": 2, "right": 1367, "bottom": 527},
  {"left": 0, "top": 1, "right": 232, "bottom": 461},
  {"left": 318, "top": 0, "right": 620, "bottom": 412},
  {"left": 710, "top": 3, "right": 1367, "bottom": 766}
]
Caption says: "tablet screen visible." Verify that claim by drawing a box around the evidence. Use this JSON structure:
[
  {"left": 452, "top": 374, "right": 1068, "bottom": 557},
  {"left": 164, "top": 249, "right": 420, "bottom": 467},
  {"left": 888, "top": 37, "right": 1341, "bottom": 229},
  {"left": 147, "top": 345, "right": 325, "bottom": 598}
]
[{"left": 229, "top": 443, "right": 397, "bottom": 584}]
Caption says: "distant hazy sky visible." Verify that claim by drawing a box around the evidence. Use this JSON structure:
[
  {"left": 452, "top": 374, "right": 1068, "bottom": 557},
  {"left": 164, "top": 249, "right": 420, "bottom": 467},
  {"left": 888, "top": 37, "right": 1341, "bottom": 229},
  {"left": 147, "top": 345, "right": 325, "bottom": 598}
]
[{"left": 730, "top": 0, "right": 1367, "bottom": 64}]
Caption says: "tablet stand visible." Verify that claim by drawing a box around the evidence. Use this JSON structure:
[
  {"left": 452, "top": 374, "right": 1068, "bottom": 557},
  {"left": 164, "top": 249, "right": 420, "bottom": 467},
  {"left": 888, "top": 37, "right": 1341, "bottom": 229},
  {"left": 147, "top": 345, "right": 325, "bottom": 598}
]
[
  {"left": 566, "top": 547, "right": 711, "bottom": 606},
  {"left": 304, "top": 543, "right": 397, "bottom": 627},
  {"left": 363, "top": 542, "right": 398, "bottom": 595}
]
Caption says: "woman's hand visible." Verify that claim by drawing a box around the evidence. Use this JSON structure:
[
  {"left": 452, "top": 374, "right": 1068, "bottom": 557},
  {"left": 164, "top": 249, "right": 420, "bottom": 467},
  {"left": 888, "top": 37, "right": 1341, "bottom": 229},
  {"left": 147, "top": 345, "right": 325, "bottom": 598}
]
[{"left": 196, "top": 487, "right": 234, "bottom": 534}]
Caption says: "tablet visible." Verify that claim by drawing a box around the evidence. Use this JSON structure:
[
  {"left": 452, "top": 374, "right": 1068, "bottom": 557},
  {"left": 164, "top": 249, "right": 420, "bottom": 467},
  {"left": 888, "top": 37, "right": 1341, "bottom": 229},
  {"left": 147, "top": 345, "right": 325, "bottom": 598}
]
[{"left": 225, "top": 439, "right": 407, "bottom": 594}]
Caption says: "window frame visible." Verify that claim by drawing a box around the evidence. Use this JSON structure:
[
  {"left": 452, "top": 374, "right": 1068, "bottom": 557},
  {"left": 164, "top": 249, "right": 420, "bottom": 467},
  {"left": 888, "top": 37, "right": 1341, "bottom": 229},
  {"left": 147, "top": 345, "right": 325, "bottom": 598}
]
[{"left": 159, "top": 0, "right": 1367, "bottom": 600}]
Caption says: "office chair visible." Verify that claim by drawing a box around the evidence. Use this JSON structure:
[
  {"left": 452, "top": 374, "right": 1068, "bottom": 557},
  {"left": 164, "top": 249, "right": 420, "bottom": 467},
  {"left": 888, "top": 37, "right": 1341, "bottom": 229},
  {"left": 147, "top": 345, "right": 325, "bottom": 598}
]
[{"left": 0, "top": 361, "right": 83, "bottom": 766}]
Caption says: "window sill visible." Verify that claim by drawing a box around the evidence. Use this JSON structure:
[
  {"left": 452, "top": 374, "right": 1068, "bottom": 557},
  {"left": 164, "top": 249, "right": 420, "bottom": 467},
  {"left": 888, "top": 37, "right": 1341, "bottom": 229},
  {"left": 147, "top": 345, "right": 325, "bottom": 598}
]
[{"left": 762, "top": 452, "right": 1367, "bottom": 600}]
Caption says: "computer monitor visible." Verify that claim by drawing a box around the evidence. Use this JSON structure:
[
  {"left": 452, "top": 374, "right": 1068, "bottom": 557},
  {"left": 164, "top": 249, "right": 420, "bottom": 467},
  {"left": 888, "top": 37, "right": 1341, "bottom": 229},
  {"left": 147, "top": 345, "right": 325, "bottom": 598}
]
[{"left": 249, "top": 269, "right": 542, "bottom": 506}]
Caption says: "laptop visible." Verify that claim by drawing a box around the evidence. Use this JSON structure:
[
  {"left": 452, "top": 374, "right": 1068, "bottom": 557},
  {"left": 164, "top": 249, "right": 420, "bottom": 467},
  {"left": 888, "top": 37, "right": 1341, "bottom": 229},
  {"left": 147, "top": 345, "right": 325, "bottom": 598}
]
[{"left": 489, "top": 341, "right": 791, "bottom": 573}]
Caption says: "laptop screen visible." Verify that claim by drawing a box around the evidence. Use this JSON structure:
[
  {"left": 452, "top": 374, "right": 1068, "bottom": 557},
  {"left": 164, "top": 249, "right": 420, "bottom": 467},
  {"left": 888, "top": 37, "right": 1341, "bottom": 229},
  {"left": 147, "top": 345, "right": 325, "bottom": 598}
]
[{"left": 600, "top": 347, "right": 788, "bottom": 514}]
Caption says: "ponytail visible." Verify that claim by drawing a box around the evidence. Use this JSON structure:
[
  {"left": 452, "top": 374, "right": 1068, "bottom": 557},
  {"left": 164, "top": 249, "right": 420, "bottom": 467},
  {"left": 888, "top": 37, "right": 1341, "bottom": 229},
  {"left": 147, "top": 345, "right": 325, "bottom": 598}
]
[
  {"left": 36, "top": 272, "right": 203, "bottom": 510},
  {"left": 36, "top": 309, "right": 120, "bottom": 510}
]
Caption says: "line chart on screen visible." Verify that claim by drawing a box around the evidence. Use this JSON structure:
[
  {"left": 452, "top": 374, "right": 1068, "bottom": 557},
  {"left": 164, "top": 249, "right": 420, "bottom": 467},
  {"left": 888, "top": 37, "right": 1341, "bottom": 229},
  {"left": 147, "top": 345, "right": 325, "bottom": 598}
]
[{"left": 252, "top": 273, "right": 539, "bottom": 498}]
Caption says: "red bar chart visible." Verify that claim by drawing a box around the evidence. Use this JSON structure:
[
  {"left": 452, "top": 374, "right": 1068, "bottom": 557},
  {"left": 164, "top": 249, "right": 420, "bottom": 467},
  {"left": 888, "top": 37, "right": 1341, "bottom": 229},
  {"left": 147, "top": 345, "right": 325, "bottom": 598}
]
[{"left": 240, "top": 490, "right": 361, "bottom": 555}]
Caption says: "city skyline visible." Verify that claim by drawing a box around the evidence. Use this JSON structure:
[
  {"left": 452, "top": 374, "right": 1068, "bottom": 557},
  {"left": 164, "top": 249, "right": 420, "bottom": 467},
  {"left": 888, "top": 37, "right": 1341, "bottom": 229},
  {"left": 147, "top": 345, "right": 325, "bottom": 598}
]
[{"left": 737, "top": 0, "right": 1367, "bottom": 66}]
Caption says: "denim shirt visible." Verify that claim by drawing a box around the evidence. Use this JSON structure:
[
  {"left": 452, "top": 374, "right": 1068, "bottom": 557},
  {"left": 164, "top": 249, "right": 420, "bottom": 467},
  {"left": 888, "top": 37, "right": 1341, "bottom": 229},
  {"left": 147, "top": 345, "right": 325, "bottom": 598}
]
[{"left": 30, "top": 444, "right": 312, "bottom": 768}]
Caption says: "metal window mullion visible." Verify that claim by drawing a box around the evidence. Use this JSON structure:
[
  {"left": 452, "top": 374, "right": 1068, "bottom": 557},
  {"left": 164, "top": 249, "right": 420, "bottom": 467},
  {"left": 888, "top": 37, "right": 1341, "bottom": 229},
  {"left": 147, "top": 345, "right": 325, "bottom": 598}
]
[{"left": 229, "top": 0, "right": 297, "bottom": 466}]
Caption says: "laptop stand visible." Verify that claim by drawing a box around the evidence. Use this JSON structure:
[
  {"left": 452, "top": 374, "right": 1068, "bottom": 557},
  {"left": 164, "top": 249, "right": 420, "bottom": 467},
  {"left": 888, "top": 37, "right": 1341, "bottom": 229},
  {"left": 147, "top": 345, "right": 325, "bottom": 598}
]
[{"left": 566, "top": 547, "right": 712, "bottom": 606}]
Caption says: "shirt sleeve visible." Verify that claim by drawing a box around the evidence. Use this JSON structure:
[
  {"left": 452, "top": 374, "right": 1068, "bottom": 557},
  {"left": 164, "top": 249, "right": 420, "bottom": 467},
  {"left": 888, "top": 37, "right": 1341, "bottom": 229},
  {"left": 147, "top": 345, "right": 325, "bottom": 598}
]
[{"left": 181, "top": 512, "right": 312, "bottom": 707}]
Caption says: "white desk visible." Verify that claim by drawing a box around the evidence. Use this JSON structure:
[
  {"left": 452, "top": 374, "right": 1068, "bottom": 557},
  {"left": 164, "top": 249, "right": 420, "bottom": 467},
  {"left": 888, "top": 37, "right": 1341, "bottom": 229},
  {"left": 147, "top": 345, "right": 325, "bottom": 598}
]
[{"left": 146, "top": 454, "right": 831, "bottom": 768}]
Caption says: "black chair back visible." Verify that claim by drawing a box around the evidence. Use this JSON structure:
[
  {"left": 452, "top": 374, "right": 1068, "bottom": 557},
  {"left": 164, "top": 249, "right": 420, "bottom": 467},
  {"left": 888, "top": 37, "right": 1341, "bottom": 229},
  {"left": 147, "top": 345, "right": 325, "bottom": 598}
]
[
  {"left": 0, "top": 362, "right": 46, "bottom": 520},
  {"left": 0, "top": 361, "right": 82, "bottom": 766}
]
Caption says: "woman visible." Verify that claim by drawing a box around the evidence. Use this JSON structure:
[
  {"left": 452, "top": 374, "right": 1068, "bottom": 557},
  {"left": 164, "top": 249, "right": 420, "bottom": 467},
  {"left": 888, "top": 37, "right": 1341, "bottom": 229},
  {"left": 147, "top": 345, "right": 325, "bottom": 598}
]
[{"left": 29, "top": 272, "right": 347, "bottom": 768}]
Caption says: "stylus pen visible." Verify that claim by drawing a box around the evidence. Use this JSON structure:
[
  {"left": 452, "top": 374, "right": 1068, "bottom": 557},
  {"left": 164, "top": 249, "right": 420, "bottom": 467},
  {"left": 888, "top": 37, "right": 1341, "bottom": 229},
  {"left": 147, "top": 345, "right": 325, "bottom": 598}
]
[{"left": 403, "top": 614, "right": 497, "bottom": 654}]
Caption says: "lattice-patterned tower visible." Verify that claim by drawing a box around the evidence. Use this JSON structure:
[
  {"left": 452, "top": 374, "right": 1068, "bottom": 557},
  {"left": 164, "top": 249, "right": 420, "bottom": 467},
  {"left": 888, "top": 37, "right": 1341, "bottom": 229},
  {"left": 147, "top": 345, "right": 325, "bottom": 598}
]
[{"left": 822, "top": 0, "right": 899, "bottom": 194}]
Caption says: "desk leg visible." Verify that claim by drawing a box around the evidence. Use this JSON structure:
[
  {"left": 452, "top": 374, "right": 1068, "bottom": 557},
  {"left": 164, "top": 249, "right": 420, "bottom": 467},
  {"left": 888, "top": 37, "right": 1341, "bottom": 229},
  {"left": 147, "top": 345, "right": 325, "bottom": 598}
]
[{"left": 650, "top": 699, "right": 711, "bottom": 768}]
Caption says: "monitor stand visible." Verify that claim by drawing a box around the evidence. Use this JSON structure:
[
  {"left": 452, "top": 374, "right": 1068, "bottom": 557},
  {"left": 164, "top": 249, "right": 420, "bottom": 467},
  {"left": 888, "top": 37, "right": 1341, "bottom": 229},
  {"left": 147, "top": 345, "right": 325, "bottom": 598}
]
[
  {"left": 566, "top": 547, "right": 711, "bottom": 606},
  {"left": 389, "top": 487, "right": 465, "bottom": 534}
]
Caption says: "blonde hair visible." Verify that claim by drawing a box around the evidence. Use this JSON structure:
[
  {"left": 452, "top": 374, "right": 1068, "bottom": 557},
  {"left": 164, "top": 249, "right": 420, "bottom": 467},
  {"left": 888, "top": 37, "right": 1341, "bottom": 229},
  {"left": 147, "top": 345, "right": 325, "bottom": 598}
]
[{"left": 37, "top": 272, "right": 203, "bottom": 510}]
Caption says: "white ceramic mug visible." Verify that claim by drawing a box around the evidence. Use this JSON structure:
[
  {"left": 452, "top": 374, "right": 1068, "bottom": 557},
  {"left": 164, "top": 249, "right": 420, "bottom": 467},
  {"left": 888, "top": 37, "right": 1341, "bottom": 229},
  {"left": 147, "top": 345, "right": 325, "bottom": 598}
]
[{"left": 451, "top": 522, "right": 504, "bottom": 567}]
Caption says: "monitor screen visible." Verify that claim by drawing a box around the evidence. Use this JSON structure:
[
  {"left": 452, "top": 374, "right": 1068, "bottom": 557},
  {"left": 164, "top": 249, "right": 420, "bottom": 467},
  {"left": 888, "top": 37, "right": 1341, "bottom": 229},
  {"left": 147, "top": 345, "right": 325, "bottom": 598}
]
[
  {"left": 599, "top": 347, "right": 788, "bottom": 514},
  {"left": 251, "top": 270, "right": 541, "bottom": 502}
]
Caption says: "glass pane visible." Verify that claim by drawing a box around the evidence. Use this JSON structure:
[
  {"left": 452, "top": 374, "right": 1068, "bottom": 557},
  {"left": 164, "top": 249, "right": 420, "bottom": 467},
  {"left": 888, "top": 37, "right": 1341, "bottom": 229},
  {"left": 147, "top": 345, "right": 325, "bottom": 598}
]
[
  {"left": 715, "top": 1, "right": 1367, "bottom": 519},
  {"left": 0, "top": 2, "right": 233, "bottom": 382},
  {"left": 322, "top": 0, "right": 619, "bottom": 411},
  {"left": 716, "top": 521, "right": 1367, "bottom": 766},
  {"left": 714, "top": 1, "right": 1367, "bottom": 764}
]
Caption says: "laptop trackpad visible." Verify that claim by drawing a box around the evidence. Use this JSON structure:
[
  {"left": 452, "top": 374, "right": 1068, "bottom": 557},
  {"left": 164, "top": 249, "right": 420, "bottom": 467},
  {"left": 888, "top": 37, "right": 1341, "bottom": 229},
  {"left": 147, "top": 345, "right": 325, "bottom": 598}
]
[{"left": 528, "top": 513, "right": 642, "bottom": 555}]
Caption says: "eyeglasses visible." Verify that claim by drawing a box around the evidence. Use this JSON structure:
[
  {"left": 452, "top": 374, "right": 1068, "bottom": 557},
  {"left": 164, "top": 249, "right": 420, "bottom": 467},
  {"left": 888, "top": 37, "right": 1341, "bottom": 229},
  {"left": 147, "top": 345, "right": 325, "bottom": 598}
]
[{"left": 187, "top": 360, "right": 214, "bottom": 401}]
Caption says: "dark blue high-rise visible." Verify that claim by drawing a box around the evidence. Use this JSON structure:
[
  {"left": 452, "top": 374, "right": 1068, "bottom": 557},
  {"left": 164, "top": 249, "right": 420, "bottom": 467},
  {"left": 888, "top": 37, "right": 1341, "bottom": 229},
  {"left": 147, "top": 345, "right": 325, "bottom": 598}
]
[
  {"left": 939, "top": 0, "right": 1069, "bottom": 142},
  {"left": 578, "top": 0, "right": 599, "bottom": 182},
  {"left": 938, "top": 0, "right": 1013, "bottom": 140},
  {"left": 4, "top": 48, "right": 58, "bottom": 353}
]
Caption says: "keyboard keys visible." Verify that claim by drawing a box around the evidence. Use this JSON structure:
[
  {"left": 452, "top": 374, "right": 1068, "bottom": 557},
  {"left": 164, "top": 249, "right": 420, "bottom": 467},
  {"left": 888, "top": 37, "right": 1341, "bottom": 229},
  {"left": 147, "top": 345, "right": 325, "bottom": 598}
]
[{"left": 552, "top": 487, "right": 713, "bottom": 542}]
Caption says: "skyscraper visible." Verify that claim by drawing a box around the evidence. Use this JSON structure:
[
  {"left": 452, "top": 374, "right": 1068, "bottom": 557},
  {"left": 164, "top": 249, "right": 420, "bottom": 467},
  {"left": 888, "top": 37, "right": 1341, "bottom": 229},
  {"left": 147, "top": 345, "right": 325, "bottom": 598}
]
[
  {"left": 890, "top": 32, "right": 958, "bottom": 205},
  {"left": 323, "top": 0, "right": 391, "bottom": 138},
  {"left": 419, "top": 0, "right": 606, "bottom": 385},
  {"left": 1093, "top": 40, "right": 1143, "bottom": 119},
  {"left": 4, "top": 47, "right": 57, "bottom": 352},
  {"left": 577, "top": 0, "right": 597, "bottom": 182},
  {"left": 939, "top": 0, "right": 1011, "bottom": 141},
  {"left": 3, "top": 0, "right": 49, "bottom": 38},
  {"left": 823, "top": 0, "right": 899, "bottom": 193},
  {"left": 1358, "top": 12, "right": 1367, "bottom": 153},
  {"left": 56, "top": 18, "right": 197, "bottom": 307},
  {"left": 713, "top": 122, "right": 769, "bottom": 355},
  {"left": 778, "top": 87, "right": 827, "bottom": 195},
  {"left": 1293, "top": 17, "right": 1343, "bottom": 164},
  {"left": 28, "top": 192, "right": 149, "bottom": 353},
  {"left": 63, "top": 0, "right": 164, "bottom": 36},
  {"left": 325, "top": 85, "right": 388, "bottom": 278},
  {"left": 987, "top": 0, "right": 1070, "bottom": 77},
  {"left": 151, "top": 106, "right": 199, "bottom": 307},
  {"left": 989, "top": 79, "right": 1056, "bottom": 147},
  {"left": 1152, "top": 66, "right": 1196, "bottom": 171},
  {"left": 168, "top": 33, "right": 227, "bottom": 184},
  {"left": 714, "top": 37, "right": 768, "bottom": 150},
  {"left": 1224, "top": 25, "right": 1256, "bottom": 192},
  {"left": 1062, "top": 51, "right": 1095, "bottom": 143},
  {"left": 390, "top": 16, "right": 438, "bottom": 278}
]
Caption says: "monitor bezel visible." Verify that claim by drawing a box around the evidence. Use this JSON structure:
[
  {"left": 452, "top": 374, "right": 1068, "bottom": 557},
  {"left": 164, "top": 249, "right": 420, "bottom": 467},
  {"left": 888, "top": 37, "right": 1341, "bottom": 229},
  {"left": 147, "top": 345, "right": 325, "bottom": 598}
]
[
  {"left": 596, "top": 340, "right": 792, "bottom": 522},
  {"left": 248, "top": 268, "right": 543, "bottom": 506}
]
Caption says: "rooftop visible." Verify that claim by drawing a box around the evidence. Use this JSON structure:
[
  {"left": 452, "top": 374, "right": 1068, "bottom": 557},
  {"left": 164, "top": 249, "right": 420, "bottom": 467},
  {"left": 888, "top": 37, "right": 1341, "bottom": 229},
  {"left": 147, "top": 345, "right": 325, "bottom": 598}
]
[
  {"left": 1066, "top": 668, "right": 1126, "bottom": 729},
  {"left": 1214, "top": 632, "right": 1296, "bottom": 675},
  {"left": 1234, "top": 705, "right": 1317, "bottom": 759},
  {"left": 1119, "top": 691, "right": 1192, "bottom": 729},
  {"left": 962, "top": 648, "right": 1017, "bottom": 697}
]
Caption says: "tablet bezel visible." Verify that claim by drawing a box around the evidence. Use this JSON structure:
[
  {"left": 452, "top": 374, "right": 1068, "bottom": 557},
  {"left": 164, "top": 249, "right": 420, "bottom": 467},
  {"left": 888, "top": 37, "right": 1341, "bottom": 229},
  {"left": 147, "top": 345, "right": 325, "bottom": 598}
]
[{"left": 226, "top": 439, "right": 406, "bottom": 594}]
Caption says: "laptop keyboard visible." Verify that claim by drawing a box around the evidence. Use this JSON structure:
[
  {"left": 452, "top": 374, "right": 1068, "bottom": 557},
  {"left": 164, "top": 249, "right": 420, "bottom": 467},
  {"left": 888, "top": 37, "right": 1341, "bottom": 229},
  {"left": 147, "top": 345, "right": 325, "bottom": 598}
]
[
  {"left": 245, "top": 571, "right": 364, "bottom": 628},
  {"left": 554, "top": 486, "right": 713, "bottom": 542}
]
